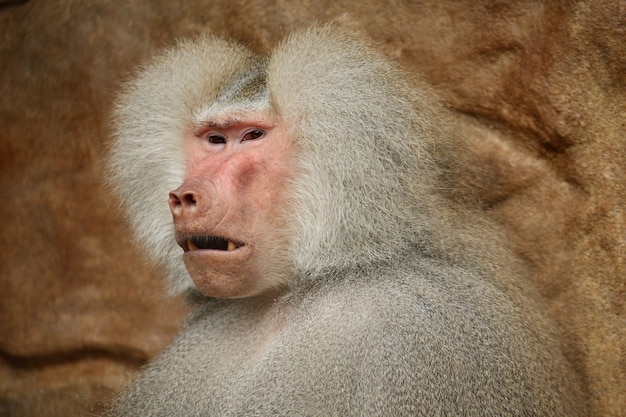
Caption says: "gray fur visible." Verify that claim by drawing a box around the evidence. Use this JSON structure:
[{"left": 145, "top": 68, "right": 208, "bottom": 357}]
[{"left": 106, "top": 25, "right": 586, "bottom": 416}]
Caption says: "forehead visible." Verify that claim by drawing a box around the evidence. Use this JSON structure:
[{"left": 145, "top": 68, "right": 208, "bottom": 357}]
[
  {"left": 192, "top": 61, "right": 270, "bottom": 127},
  {"left": 218, "top": 64, "right": 268, "bottom": 106},
  {"left": 192, "top": 110, "right": 278, "bottom": 132}
]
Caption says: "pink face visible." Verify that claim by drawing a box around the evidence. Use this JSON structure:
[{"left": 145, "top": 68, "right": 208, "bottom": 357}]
[{"left": 169, "top": 111, "right": 294, "bottom": 298}]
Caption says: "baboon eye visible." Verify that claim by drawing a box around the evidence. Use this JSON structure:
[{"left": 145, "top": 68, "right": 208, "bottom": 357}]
[
  {"left": 242, "top": 129, "right": 265, "bottom": 141},
  {"left": 207, "top": 134, "right": 226, "bottom": 144}
]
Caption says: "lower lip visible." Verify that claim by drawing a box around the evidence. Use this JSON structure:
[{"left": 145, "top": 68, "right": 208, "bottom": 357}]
[{"left": 184, "top": 244, "right": 252, "bottom": 261}]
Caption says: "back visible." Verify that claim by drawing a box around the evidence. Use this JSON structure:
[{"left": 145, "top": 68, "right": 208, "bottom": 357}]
[{"left": 110, "top": 257, "right": 585, "bottom": 416}]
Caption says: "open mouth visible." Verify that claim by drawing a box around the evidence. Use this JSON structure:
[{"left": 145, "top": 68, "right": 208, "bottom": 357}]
[{"left": 180, "top": 235, "right": 243, "bottom": 252}]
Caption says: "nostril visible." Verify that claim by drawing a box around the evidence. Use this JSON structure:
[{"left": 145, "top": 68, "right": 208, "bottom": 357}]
[
  {"left": 169, "top": 189, "right": 198, "bottom": 216},
  {"left": 168, "top": 192, "right": 182, "bottom": 216},
  {"left": 169, "top": 192, "right": 181, "bottom": 206},
  {"left": 181, "top": 191, "right": 197, "bottom": 207}
]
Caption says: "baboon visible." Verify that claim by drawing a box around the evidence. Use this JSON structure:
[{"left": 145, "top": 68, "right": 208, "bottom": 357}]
[{"left": 106, "top": 25, "right": 586, "bottom": 416}]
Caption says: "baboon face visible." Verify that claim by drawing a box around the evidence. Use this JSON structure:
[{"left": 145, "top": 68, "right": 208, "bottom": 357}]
[{"left": 169, "top": 111, "right": 294, "bottom": 298}]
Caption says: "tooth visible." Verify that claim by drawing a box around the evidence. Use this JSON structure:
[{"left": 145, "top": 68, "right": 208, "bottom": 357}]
[
  {"left": 227, "top": 241, "right": 236, "bottom": 251},
  {"left": 188, "top": 240, "right": 198, "bottom": 251}
]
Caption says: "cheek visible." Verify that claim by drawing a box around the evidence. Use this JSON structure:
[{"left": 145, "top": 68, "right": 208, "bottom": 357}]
[
  {"left": 234, "top": 156, "right": 263, "bottom": 189},
  {"left": 235, "top": 163, "right": 294, "bottom": 247},
  {"left": 237, "top": 145, "right": 293, "bottom": 202}
]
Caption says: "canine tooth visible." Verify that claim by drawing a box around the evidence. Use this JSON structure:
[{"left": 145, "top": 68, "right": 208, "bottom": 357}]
[
  {"left": 188, "top": 240, "right": 199, "bottom": 251},
  {"left": 227, "top": 241, "right": 236, "bottom": 251}
]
